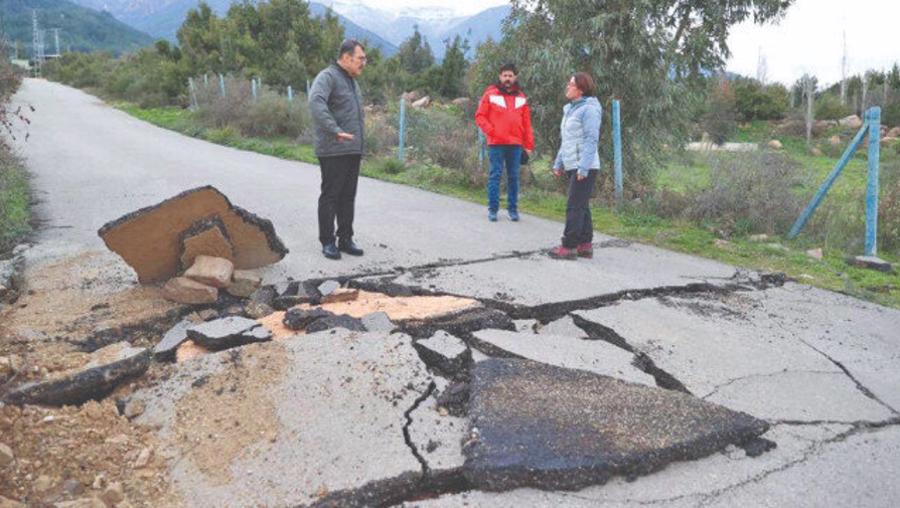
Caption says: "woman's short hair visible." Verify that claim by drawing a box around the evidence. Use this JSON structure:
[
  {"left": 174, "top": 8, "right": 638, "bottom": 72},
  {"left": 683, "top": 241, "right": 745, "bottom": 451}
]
[{"left": 572, "top": 72, "right": 596, "bottom": 97}]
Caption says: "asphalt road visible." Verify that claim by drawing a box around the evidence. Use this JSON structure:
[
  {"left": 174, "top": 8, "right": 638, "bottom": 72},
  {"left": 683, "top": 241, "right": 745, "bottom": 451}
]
[{"left": 8, "top": 78, "right": 900, "bottom": 507}]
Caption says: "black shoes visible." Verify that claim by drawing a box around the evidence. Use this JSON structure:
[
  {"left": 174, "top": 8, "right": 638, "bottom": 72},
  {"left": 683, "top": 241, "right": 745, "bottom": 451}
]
[
  {"left": 339, "top": 240, "right": 364, "bottom": 256},
  {"left": 322, "top": 243, "right": 341, "bottom": 260}
]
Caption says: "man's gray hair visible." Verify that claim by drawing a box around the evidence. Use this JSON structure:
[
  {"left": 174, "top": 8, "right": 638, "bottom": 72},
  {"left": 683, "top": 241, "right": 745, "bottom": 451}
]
[{"left": 339, "top": 39, "right": 365, "bottom": 59}]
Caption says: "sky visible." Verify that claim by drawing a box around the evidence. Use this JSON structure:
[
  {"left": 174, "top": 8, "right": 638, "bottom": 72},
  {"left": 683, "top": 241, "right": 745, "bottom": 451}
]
[{"left": 350, "top": 0, "right": 898, "bottom": 87}]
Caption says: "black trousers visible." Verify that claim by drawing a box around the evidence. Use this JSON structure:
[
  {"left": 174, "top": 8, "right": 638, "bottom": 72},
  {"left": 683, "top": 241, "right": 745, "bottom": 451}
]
[
  {"left": 318, "top": 154, "right": 361, "bottom": 246},
  {"left": 561, "top": 170, "right": 597, "bottom": 248}
]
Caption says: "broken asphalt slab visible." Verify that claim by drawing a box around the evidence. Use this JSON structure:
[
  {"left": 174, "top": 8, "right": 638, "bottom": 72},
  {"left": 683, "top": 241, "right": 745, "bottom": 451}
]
[
  {"left": 463, "top": 359, "right": 770, "bottom": 492},
  {"left": 97, "top": 186, "right": 288, "bottom": 283},
  {"left": 575, "top": 283, "right": 900, "bottom": 422},
  {"left": 186, "top": 316, "right": 272, "bottom": 351},
  {"left": 129, "top": 331, "right": 434, "bottom": 507},
  {"left": 471, "top": 329, "right": 655, "bottom": 387},
  {"left": 3, "top": 343, "right": 151, "bottom": 406},
  {"left": 414, "top": 331, "right": 472, "bottom": 377}
]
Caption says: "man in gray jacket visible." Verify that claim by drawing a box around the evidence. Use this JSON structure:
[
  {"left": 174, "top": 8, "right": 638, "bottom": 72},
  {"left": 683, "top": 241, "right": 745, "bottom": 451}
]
[{"left": 308, "top": 39, "right": 367, "bottom": 260}]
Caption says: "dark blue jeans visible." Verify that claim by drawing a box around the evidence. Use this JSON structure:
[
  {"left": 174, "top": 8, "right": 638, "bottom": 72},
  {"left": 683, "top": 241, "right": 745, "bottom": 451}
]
[{"left": 487, "top": 145, "right": 522, "bottom": 212}]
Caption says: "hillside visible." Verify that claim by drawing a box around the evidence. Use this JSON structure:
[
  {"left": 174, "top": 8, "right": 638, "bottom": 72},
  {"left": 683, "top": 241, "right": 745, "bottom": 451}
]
[{"left": 1, "top": 0, "right": 155, "bottom": 54}]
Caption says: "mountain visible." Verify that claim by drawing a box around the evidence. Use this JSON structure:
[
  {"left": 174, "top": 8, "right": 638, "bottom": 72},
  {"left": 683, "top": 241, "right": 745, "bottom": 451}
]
[
  {"left": 65, "top": 0, "right": 397, "bottom": 55},
  {"left": 1, "top": 0, "right": 155, "bottom": 54},
  {"left": 439, "top": 5, "right": 511, "bottom": 57}
]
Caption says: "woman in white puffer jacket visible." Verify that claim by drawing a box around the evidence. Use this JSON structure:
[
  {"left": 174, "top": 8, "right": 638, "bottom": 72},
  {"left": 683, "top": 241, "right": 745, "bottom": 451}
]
[{"left": 549, "top": 72, "right": 602, "bottom": 260}]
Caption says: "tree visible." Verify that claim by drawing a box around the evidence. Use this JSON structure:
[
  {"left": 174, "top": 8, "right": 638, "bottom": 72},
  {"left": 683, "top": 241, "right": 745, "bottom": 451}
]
[
  {"left": 438, "top": 35, "right": 469, "bottom": 98},
  {"left": 504, "top": 0, "right": 795, "bottom": 187},
  {"left": 396, "top": 27, "right": 434, "bottom": 75}
]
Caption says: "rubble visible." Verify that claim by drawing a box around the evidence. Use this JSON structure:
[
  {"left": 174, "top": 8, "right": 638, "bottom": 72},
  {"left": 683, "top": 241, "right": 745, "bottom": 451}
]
[
  {"left": 317, "top": 280, "right": 340, "bottom": 297},
  {"left": 282, "top": 308, "right": 333, "bottom": 331},
  {"left": 186, "top": 316, "right": 272, "bottom": 351},
  {"left": 177, "top": 217, "right": 234, "bottom": 271},
  {"left": 361, "top": 311, "right": 395, "bottom": 332},
  {"left": 463, "top": 358, "right": 770, "bottom": 492},
  {"left": 0, "top": 442, "right": 13, "bottom": 466},
  {"left": 161, "top": 277, "right": 217, "bottom": 305},
  {"left": 2, "top": 344, "right": 151, "bottom": 406},
  {"left": 413, "top": 331, "right": 471, "bottom": 377},
  {"left": 226, "top": 270, "right": 262, "bottom": 298},
  {"left": 305, "top": 314, "right": 366, "bottom": 333},
  {"left": 403, "top": 308, "right": 515, "bottom": 338},
  {"left": 97, "top": 186, "right": 288, "bottom": 283},
  {"left": 323, "top": 288, "right": 360, "bottom": 304},
  {"left": 152, "top": 319, "right": 193, "bottom": 361},
  {"left": 183, "top": 255, "right": 234, "bottom": 289}
]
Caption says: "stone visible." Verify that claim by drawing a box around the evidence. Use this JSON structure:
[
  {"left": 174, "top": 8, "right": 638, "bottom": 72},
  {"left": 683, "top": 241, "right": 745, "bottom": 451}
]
[
  {"left": 810, "top": 147, "right": 824, "bottom": 156},
  {"left": 473, "top": 329, "right": 655, "bottom": 386},
  {"left": 133, "top": 448, "right": 152, "bottom": 469},
  {"left": 0, "top": 495, "right": 25, "bottom": 508},
  {"left": 847, "top": 255, "right": 894, "bottom": 273},
  {"left": 184, "top": 255, "right": 234, "bottom": 289},
  {"left": 100, "top": 482, "right": 124, "bottom": 506},
  {"left": 129, "top": 332, "right": 434, "bottom": 506},
  {"left": 245, "top": 302, "right": 274, "bottom": 319},
  {"left": 766, "top": 139, "right": 783, "bottom": 150},
  {"left": 451, "top": 97, "right": 471, "bottom": 107},
  {"left": 360, "top": 311, "right": 395, "bottom": 332},
  {"left": 0, "top": 442, "right": 13, "bottom": 467},
  {"left": 250, "top": 286, "right": 277, "bottom": 307},
  {"left": 714, "top": 239, "right": 732, "bottom": 248},
  {"left": 53, "top": 499, "right": 106, "bottom": 508},
  {"left": 829, "top": 134, "right": 842, "bottom": 145},
  {"left": 317, "top": 280, "right": 340, "bottom": 297},
  {"left": 2, "top": 346, "right": 151, "bottom": 406},
  {"left": 97, "top": 186, "right": 288, "bottom": 283},
  {"left": 806, "top": 248, "right": 824, "bottom": 260},
  {"left": 275, "top": 280, "right": 300, "bottom": 296},
  {"left": 748, "top": 234, "right": 769, "bottom": 242},
  {"left": 226, "top": 270, "right": 262, "bottom": 298},
  {"left": 411, "top": 96, "right": 431, "bottom": 108},
  {"left": 282, "top": 308, "right": 332, "bottom": 331},
  {"left": 177, "top": 216, "right": 234, "bottom": 271},
  {"left": 62, "top": 479, "right": 84, "bottom": 496},
  {"left": 186, "top": 317, "right": 272, "bottom": 351},
  {"left": 34, "top": 474, "right": 54, "bottom": 493},
  {"left": 152, "top": 319, "right": 193, "bottom": 361},
  {"left": 463, "top": 359, "right": 769, "bottom": 492},
  {"left": 322, "top": 288, "right": 360, "bottom": 304},
  {"left": 401, "top": 90, "right": 422, "bottom": 102},
  {"left": 123, "top": 399, "right": 145, "bottom": 419},
  {"left": 162, "top": 277, "right": 218, "bottom": 305},
  {"left": 839, "top": 114, "right": 863, "bottom": 129},
  {"left": 414, "top": 331, "right": 472, "bottom": 376},
  {"left": 888, "top": 126, "right": 900, "bottom": 138},
  {"left": 305, "top": 314, "right": 366, "bottom": 333},
  {"left": 273, "top": 295, "right": 312, "bottom": 311}
]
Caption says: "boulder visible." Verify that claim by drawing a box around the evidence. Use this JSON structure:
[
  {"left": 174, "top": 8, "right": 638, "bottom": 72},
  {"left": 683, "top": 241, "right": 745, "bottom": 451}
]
[
  {"left": 839, "top": 115, "right": 863, "bottom": 129},
  {"left": 2, "top": 343, "right": 151, "bottom": 406},
  {"left": 806, "top": 248, "right": 824, "bottom": 260},
  {"left": 829, "top": 135, "right": 842, "bottom": 146},
  {"left": 412, "top": 96, "right": 431, "bottom": 108},
  {"left": 98, "top": 186, "right": 288, "bottom": 283},
  {"left": 162, "top": 277, "right": 218, "bottom": 305},
  {"left": 177, "top": 216, "right": 234, "bottom": 271},
  {"left": 184, "top": 255, "right": 234, "bottom": 289},
  {"left": 187, "top": 316, "right": 272, "bottom": 350},
  {"left": 226, "top": 270, "right": 262, "bottom": 298},
  {"left": 847, "top": 256, "right": 894, "bottom": 273},
  {"left": 767, "top": 139, "right": 783, "bottom": 150},
  {"left": 463, "top": 359, "right": 770, "bottom": 492},
  {"left": 888, "top": 126, "right": 900, "bottom": 138}
]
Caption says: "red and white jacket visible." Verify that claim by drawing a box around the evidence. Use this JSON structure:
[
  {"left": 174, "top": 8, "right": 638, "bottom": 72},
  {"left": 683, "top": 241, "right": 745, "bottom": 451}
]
[{"left": 475, "top": 83, "right": 535, "bottom": 151}]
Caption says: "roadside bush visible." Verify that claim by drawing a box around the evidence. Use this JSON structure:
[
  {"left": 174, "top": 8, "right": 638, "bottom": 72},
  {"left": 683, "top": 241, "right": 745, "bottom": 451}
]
[
  {"left": 0, "top": 150, "right": 30, "bottom": 252},
  {"left": 883, "top": 101, "right": 900, "bottom": 129},
  {"left": 733, "top": 79, "right": 789, "bottom": 121},
  {"left": 400, "top": 105, "right": 478, "bottom": 173},
  {"left": 364, "top": 112, "right": 399, "bottom": 157},
  {"left": 815, "top": 93, "right": 853, "bottom": 120},
  {"left": 686, "top": 152, "right": 808, "bottom": 236},
  {"left": 234, "top": 91, "right": 311, "bottom": 138},
  {"left": 700, "top": 80, "right": 737, "bottom": 145}
]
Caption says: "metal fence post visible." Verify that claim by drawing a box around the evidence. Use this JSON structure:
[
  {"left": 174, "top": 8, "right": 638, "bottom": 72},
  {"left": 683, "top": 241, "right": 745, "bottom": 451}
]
[
  {"left": 251, "top": 78, "right": 258, "bottom": 100},
  {"left": 203, "top": 73, "right": 208, "bottom": 87},
  {"left": 398, "top": 97, "right": 406, "bottom": 162},
  {"left": 287, "top": 85, "right": 293, "bottom": 102},
  {"left": 306, "top": 79, "right": 311, "bottom": 95},
  {"left": 865, "top": 106, "right": 881, "bottom": 256},
  {"left": 219, "top": 74, "right": 225, "bottom": 97},
  {"left": 612, "top": 100, "right": 623, "bottom": 205},
  {"left": 187, "top": 77, "right": 198, "bottom": 109}
]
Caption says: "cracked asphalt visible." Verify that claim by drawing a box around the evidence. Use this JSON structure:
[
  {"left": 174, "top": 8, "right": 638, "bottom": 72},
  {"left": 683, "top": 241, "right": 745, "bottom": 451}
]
[{"left": 9, "top": 79, "right": 900, "bottom": 507}]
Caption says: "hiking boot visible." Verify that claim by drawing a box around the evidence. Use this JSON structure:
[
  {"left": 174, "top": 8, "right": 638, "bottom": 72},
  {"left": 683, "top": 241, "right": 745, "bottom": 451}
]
[
  {"left": 488, "top": 210, "right": 498, "bottom": 222},
  {"left": 576, "top": 243, "right": 594, "bottom": 258},
  {"left": 548, "top": 246, "right": 577, "bottom": 260},
  {"left": 339, "top": 240, "right": 364, "bottom": 256},
  {"left": 322, "top": 243, "right": 341, "bottom": 260},
  {"left": 508, "top": 210, "right": 520, "bottom": 222}
]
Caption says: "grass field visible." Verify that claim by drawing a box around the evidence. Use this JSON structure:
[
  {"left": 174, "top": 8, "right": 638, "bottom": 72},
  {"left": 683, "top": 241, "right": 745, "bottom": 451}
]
[
  {"left": 0, "top": 149, "right": 30, "bottom": 254},
  {"left": 119, "top": 104, "right": 900, "bottom": 309}
]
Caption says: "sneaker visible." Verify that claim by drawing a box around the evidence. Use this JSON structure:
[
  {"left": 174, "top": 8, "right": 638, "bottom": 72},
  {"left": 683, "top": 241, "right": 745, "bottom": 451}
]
[
  {"left": 508, "top": 210, "right": 520, "bottom": 222},
  {"left": 488, "top": 210, "right": 498, "bottom": 222},
  {"left": 576, "top": 243, "right": 593, "bottom": 258},
  {"left": 548, "top": 246, "right": 577, "bottom": 260}
]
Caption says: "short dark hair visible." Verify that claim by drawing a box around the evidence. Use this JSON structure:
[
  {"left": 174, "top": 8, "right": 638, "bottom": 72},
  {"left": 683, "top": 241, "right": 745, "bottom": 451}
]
[
  {"left": 572, "top": 72, "right": 596, "bottom": 97},
  {"left": 339, "top": 39, "right": 365, "bottom": 59},
  {"left": 499, "top": 62, "right": 518, "bottom": 75}
]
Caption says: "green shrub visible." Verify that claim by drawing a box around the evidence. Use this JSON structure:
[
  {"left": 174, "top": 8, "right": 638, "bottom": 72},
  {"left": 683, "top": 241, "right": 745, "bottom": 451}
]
[
  {"left": 700, "top": 81, "right": 737, "bottom": 145},
  {"left": 378, "top": 158, "right": 407, "bottom": 175},
  {"left": 883, "top": 101, "right": 900, "bottom": 129},
  {"left": 732, "top": 79, "right": 789, "bottom": 121},
  {"left": 815, "top": 93, "right": 852, "bottom": 120}
]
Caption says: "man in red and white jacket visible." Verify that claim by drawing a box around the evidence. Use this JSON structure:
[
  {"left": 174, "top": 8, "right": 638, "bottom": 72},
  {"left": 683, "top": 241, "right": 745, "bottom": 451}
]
[{"left": 475, "top": 62, "right": 535, "bottom": 222}]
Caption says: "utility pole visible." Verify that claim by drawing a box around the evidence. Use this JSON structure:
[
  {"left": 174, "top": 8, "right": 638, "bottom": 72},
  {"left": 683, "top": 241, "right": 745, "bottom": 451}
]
[
  {"left": 756, "top": 47, "right": 767, "bottom": 85},
  {"left": 51, "top": 28, "right": 60, "bottom": 57},
  {"left": 32, "top": 10, "right": 43, "bottom": 77},
  {"left": 840, "top": 31, "right": 848, "bottom": 105}
]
